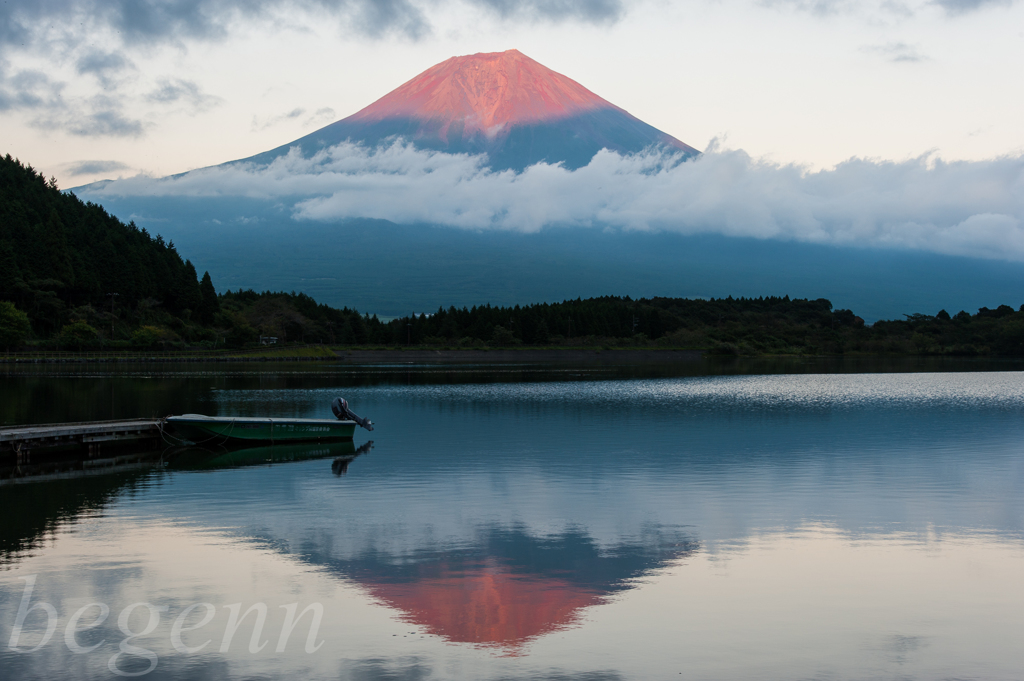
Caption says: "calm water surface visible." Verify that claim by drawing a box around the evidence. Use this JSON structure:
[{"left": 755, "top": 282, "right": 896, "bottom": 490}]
[{"left": 1, "top": 360, "right": 1023, "bottom": 680}]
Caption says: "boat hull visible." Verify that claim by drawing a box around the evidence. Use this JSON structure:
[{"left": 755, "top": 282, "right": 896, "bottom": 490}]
[{"left": 165, "top": 415, "right": 356, "bottom": 444}]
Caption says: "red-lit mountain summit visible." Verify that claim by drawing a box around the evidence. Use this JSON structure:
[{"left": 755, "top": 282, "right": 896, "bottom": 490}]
[
  {"left": 247, "top": 49, "right": 698, "bottom": 171},
  {"left": 347, "top": 49, "right": 677, "bottom": 142}
]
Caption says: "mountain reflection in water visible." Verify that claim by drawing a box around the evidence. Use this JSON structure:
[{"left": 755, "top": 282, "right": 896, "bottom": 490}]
[
  {"left": 2, "top": 443, "right": 691, "bottom": 654},
  {"left": 329, "top": 526, "right": 696, "bottom": 651}
]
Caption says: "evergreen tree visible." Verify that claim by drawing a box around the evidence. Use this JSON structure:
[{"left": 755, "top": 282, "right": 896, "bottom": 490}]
[
  {"left": 198, "top": 271, "right": 219, "bottom": 324},
  {"left": 179, "top": 259, "right": 203, "bottom": 315}
]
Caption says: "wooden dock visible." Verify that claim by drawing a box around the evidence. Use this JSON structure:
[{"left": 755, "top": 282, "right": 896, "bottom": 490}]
[{"left": 0, "top": 419, "right": 165, "bottom": 461}]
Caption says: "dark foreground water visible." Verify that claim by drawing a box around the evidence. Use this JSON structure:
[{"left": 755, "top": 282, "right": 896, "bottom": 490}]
[{"left": 1, "top": 359, "right": 1023, "bottom": 680}]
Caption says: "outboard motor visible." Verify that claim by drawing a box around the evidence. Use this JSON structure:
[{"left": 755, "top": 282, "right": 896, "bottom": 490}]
[
  {"left": 332, "top": 397, "right": 374, "bottom": 431},
  {"left": 332, "top": 456, "right": 354, "bottom": 476}
]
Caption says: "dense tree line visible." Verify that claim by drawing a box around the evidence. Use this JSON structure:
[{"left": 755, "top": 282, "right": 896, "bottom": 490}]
[
  {"left": 217, "top": 289, "right": 382, "bottom": 347},
  {"left": 382, "top": 296, "right": 1024, "bottom": 355},
  {"left": 209, "top": 292, "right": 1024, "bottom": 356},
  {"left": 0, "top": 154, "right": 212, "bottom": 343},
  {"left": 385, "top": 296, "right": 851, "bottom": 348},
  {"left": 385, "top": 294, "right": 1024, "bottom": 352}
]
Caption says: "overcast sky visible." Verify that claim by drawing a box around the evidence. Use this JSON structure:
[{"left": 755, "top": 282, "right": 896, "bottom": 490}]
[{"left": 2, "top": 0, "right": 1022, "bottom": 187}]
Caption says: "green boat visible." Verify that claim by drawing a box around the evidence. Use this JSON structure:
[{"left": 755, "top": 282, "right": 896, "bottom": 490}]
[
  {"left": 165, "top": 398, "right": 373, "bottom": 445},
  {"left": 165, "top": 414, "right": 356, "bottom": 444}
]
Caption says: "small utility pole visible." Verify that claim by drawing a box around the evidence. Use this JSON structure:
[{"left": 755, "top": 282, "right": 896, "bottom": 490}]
[{"left": 106, "top": 292, "right": 119, "bottom": 340}]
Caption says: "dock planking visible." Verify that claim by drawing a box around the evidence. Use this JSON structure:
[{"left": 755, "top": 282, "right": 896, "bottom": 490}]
[{"left": 0, "top": 419, "right": 165, "bottom": 461}]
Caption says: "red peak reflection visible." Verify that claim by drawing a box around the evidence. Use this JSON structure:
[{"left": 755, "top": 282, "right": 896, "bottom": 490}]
[{"left": 363, "top": 559, "right": 604, "bottom": 653}]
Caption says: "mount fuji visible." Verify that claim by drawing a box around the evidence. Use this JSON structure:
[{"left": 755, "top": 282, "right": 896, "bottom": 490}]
[
  {"left": 73, "top": 51, "right": 1024, "bottom": 320},
  {"left": 239, "top": 49, "right": 698, "bottom": 171}
]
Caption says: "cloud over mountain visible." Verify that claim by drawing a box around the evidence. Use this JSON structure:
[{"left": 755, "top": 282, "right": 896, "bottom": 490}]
[
  {"left": 83, "top": 141, "right": 1024, "bottom": 262},
  {"left": 63, "top": 159, "right": 132, "bottom": 176}
]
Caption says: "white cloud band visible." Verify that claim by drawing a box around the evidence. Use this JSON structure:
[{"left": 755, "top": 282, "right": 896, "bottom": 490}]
[{"left": 84, "top": 141, "right": 1024, "bottom": 262}]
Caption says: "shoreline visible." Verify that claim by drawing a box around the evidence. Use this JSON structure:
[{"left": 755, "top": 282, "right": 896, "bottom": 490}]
[
  {"left": 3, "top": 348, "right": 1023, "bottom": 366},
  {"left": 332, "top": 348, "right": 706, "bottom": 364},
  {"left": 0, "top": 348, "right": 707, "bottom": 364}
]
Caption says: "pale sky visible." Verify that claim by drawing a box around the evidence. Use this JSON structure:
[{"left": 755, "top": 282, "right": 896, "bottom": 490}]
[{"left": 2, "top": 0, "right": 1022, "bottom": 188}]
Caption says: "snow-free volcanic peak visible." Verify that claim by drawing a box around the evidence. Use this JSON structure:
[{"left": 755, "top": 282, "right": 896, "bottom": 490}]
[
  {"left": 350, "top": 49, "right": 621, "bottom": 136},
  {"left": 246, "top": 49, "right": 699, "bottom": 171}
]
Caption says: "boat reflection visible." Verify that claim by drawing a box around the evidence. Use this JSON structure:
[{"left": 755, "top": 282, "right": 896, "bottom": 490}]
[
  {"left": 164, "top": 439, "right": 370, "bottom": 471},
  {"left": 322, "top": 526, "right": 698, "bottom": 653}
]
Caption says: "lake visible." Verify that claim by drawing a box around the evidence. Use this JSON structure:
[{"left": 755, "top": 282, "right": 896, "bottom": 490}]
[{"left": 2, "top": 358, "right": 1023, "bottom": 680}]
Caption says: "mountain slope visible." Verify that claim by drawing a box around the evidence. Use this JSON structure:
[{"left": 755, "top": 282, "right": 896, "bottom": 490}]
[
  {"left": 242, "top": 49, "right": 699, "bottom": 170},
  {"left": 72, "top": 193, "right": 1024, "bottom": 322},
  {"left": 67, "top": 52, "right": 1024, "bottom": 322}
]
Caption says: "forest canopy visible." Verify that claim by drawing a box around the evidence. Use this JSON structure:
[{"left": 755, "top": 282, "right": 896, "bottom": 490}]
[{"left": 1, "top": 154, "right": 203, "bottom": 340}]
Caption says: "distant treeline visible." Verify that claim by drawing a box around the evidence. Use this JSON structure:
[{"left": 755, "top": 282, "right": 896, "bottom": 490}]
[
  {"left": 217, "top": 289, "right": 379, "bottom": 347},
  {"left": 2, "top": 152, "right": 1023, "bottom": 356},
  {"left": 383, "top": 296, "right": 1024, "bottom": 356},
  {"left": 197, "top": 291, "right": 1024, "bottom": 357}
]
